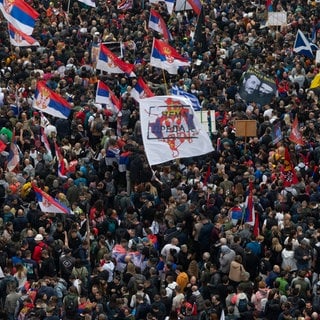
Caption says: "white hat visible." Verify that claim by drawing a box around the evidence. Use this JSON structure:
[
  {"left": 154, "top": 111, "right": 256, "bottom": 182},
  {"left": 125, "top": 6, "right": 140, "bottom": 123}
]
[{"left": 34, "top": 234, "right": 43, "bottom": 241}]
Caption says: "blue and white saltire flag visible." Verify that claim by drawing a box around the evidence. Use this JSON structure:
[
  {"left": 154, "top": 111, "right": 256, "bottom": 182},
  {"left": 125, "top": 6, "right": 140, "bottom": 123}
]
[
  {"left": 171, "top": 85, "right": 201, "bottom": 111},
  {"left": 309, "top": 26, "right": 319, "bottom": 52},
  {"left": 294, "top": 29, "right": 315, "bottom": 58}
]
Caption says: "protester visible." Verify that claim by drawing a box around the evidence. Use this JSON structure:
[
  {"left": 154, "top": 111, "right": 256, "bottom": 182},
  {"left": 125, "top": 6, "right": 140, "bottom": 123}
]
[{"left": 1, "top": 0, "right": 320, "bottom": 319}]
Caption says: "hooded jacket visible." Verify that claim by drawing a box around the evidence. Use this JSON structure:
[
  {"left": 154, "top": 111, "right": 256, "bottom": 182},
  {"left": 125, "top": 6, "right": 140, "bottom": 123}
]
[
  {"left": 251, "top": 288, "right": 269, "bottom": 311},
  {"left": 219, "top": 246, "right": 236, "bottom": 274},
  {"left": 229, "top": 260, "right": 245, "bottom": 283}
]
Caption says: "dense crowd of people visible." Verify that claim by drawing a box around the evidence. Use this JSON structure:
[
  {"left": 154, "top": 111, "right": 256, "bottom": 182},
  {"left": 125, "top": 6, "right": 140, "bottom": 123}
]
[{"left": 1, "top": 0, "right": 320, "bottom": 319}]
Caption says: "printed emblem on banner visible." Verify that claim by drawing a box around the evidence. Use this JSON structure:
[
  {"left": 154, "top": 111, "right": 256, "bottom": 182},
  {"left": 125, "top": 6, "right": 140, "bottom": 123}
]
[{"left": 148, "top": 97, "right": 198, "bottom": 157}]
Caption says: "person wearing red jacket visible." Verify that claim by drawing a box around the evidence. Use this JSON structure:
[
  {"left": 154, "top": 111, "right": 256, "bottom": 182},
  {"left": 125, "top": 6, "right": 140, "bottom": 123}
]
[{"left": 32, "top": 234, "right": 48, "bottom": 264}]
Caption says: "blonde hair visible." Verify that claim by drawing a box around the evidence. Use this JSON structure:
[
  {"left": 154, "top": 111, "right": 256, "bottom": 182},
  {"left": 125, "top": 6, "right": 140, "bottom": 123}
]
[{"left": 272, "top": 237, "right": 283, "bottom": 252}]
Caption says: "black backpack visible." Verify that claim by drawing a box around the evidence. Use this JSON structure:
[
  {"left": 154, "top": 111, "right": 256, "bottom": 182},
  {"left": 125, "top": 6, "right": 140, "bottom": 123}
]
[{"left": 237, "top": 297, "right": 248, "bottom": 313}]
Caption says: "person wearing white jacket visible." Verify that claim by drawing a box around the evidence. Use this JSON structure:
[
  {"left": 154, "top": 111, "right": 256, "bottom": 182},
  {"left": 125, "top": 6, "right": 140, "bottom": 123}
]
[{"left": 281, "top": 243, "right": 297, "bottom": 272}]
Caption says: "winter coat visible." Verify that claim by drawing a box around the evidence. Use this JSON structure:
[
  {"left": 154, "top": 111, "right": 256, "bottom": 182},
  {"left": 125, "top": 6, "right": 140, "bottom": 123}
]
[
  {"left": 229, "top": 260, "right": 245, "bottom": 283},
  {"left": 281, "top": 248, "right": 297, "bottom": 271},
  {"left": 219, "top": 248, "right": 236, "bottom": 274},
  {"left": 251, "top": 288, "right": 269, "bottom": 312}
]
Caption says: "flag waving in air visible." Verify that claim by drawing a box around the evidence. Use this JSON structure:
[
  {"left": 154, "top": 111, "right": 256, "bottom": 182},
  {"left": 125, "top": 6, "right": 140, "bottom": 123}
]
[
  {"left": 293, "top": 29, "right": 316, "bottom": 58},
  {"left": 139, "top": 96, "right": 213, "bottom": 165},
  {"left": 95, "top": 81, "right": 121, "bottom": 113},
  {"left": 7, "top": 129, "right": 20, "bottom": 172},
  {"left": 171, "top": 85, "right": 201, "bottom": 111},
  {"left": 150, "top": 38, "right": 190, "bottom": 75},
  {"left": 78, "top": 0, "right": 96, "bottom": 7},
  {"left": 289, "top": 114, "right": 304, "bottom": 146},
  {"left": 148, "top": 9, "right": 173, "bottom": 40},
  {"left": 0, "top": 0, "right": 39, "bottom": 35},
  {"left": 187, "top": 0, "right": 202, "bottom": 15},
  {"left": 54, "top": 141, "right": 68, "bottom": 179},
  {"left": 33, "top": 185, "right": 70, "bottom": 214},
  {"left": 130, "top": 77, "right": 155, "bottom": 102},
  {"left": 8, "top": 23, "right": 39, "bottom": 47},
  {"left": 96, "top": 44, "right": 135, "bottom": 76},
  {"left": 281, "top": 147, "right": 299, "bottom": 187},
  {"left": 33, "top": 81, "right": 71, "bottom": 119},
  {"left": 244, "top": 181, "right": 259, "bottom": 237}
]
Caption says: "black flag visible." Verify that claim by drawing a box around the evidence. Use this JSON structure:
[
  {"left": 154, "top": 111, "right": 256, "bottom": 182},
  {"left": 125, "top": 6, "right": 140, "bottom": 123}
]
[{"left": 194, "top": 7, "right": 207, "bottom": 53}]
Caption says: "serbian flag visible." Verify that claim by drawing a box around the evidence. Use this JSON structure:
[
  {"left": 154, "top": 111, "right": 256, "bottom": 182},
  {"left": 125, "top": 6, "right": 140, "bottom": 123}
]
[
  {"left": 244, "top": 181, "right": 259, "bottom": 237},
  {"left": 78, "top": 0, "right": 96, "bottom": 7},
  {"left": 95, "top": 80, "right": 109, "bottom": 104},
  {"left": 33, "top": 81, "right": 71, "bottom": 119},
  {"left": 149, "top": 9, "right": 173, "bottom": 41},
  {"left": 8, "top": 23, "right": 39, "bottom": 47},
  {"left": 54, "top": 141, "right": 68, "bottom": 179},
  {"left": 130, "top": 77, "right": 155, "bottom": 101},
  {"left": 203, "top": 164, "right": 211, "bottom": 186},
  {"left": 281, "top": 147, "right": 299, "bottom": 187},
  {"left": 266, "top": 0, "right": 273, "bottom": 11},
  {"left": 150, "top": 38, "right": 190, "bottom": 75},
  {"left": 41, "top": 127, "right": 51, "bottom": 155},
  {"left": 7, "top": 130, "right": 20, "bottom": 172},
  {"left": 40, "top": 112, "right": 50, "bottom": 128},
  {"left": 117, "top": 0, "right": 133, "bottom": 10},
  {"left": 289, "top": 114, "right": 304, "bottom": 145},
  {"left": 187, "top": 0, "right": 202, "bottom": 15},
  {"left": 33, "top": 185, "right": 70, "bottom": 214},
  {"left": 96, "top": 44, "right": 136, "bottom": 76},
  {"left": 95, "top": 81, "right": 121, "bottom": 112},
  {"left": 0, "top": 0, "right": 39, "bottom": 35}
]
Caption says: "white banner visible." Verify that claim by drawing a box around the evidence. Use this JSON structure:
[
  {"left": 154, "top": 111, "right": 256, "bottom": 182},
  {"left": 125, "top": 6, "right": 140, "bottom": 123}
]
[
  {"left": 266, "top": 12, "right": 287, "bottom": 26},
  {"left": 139, "top": 96, "right": 214, "bottom": 166}
]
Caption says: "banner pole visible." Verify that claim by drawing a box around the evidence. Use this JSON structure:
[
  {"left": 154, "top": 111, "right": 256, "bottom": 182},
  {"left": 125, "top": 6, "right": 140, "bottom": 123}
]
[{"left": 162, "top": 69, "right": 169, "bottom": 95}]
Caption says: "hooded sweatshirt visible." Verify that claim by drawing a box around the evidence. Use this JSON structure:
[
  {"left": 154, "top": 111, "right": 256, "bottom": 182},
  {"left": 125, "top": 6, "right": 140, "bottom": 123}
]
[{"left": 251, "top": 288, "right": 269, "bottom": 311}]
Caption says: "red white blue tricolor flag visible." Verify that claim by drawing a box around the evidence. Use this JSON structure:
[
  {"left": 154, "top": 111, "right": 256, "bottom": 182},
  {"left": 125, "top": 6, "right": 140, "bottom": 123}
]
[
  {"left": 33, "top": 185, "right": 70, "bottom": 214},
  {"left": 33, "top": 81, "right": 71, "bottom": 119},
  {"left": 0, "top": 0, "right": 39, "bottom": 35}
]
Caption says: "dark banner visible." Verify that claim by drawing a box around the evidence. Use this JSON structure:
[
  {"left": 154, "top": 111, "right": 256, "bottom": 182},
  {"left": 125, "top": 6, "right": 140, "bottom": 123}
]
[{"left": 239, "top": 68, "right": 276, "bottom": 106}]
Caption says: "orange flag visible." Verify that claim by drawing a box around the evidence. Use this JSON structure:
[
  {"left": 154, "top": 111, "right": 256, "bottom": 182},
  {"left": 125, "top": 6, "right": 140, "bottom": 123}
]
[{"left": 289, "top": 115, "right": 304, "bottom": 145}]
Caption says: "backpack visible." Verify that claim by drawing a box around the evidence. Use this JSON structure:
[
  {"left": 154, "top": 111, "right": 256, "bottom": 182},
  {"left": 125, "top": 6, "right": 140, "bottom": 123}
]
[
  {"left": 114, "top": 194, "right": 131, "bottom": 217},
  {"left": 237, "top": 297, "right": 248, "bottom": 313},
  {"left": 107, "top": 218, "right": 117, "bottom": 234},
  {"left": 92, "top": 117, "right": 104, "bottom": 133},
  {"left": 64, "top": 294, "right": 78, "bottom": 316},
  {"left": 0, "top": 251, "right": 7, "bottom": 270},
  {"left": 195, "top": 294, "right": 206, "bottom": 312},
  {"left": 0, "top": 184, "right": 5, "bottom": 200},
  {"left": 199, "top": 310, "right": 209, "bottom": 320}
]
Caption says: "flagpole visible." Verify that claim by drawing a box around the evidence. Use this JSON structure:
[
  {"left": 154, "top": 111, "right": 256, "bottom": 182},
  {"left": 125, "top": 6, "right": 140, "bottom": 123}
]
[
  {"left": 207, "top": 109, "right": 212, "bottom": 139},
  {"left": 67, "top": 0, "right": 71, "bottom": 14},
  {"left": 162, "top": 69, "right": 169, "bottom": 95}
]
